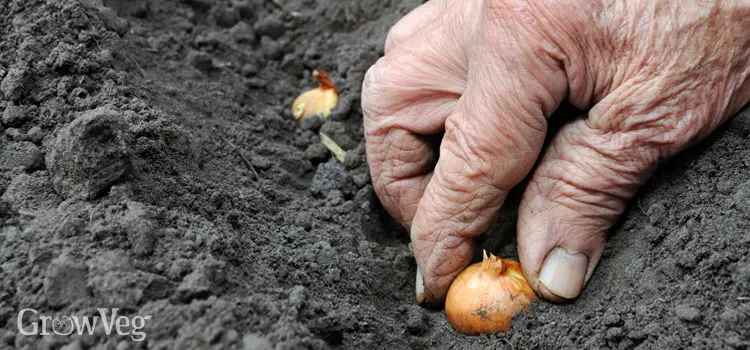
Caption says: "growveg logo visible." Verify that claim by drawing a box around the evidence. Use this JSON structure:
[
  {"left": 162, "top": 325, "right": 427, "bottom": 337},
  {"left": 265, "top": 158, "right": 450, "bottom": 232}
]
[{"left": 17, "top": 308, "right": 152, "bottom": 341}]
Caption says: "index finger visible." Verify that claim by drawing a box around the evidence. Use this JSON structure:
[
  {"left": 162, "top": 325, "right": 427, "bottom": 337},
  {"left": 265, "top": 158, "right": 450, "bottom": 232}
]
[{"left": 411, "top": 3, "right": 569, "bottom": 304}]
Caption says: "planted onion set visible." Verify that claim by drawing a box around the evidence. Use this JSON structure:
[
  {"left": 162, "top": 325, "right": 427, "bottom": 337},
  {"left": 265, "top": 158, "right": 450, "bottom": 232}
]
[{"left": 445, "top": 251, "right": 536, "bottom": 334}]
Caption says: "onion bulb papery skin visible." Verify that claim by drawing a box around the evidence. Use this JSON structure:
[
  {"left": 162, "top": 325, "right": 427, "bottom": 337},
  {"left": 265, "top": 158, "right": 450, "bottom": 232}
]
[
  {"left": 291, "top": 69, "right": 338, "bottom": 122},
  {"left": 444, "top": 251, "right": 536, "bottom": 334}
]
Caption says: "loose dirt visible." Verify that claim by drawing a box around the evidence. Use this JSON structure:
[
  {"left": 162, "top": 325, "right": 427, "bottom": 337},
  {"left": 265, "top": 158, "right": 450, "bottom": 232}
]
[{"left": 0, "top": 0, "right": 748, "bottom": 349}]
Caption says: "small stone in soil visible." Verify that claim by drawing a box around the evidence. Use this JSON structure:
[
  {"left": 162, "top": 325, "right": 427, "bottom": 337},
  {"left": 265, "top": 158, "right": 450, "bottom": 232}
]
[
  {"left": 176, "top": 268, "right": 214, "bottom": 302},
  {"left": 4, "top": 127, "right": 23, "bottom": 140},
  {"left": 27, "top": 126, "right": 45, "bottom": 144},
  {"left": 1, "top": 103, "right": 28, "bottom": 126},
  {"left": 0, "top": 67, "right": 28, "bottom": 101},
  {"left": 241, "top": 63, "right": 259, "bottom": 76},
  {"left": 324, "top": 268, "right": 341, "bottom": 284},
  {"left": 175, "top": 261, "right": 223, "bottom": 302},
  {"left": 188, "top": 51, "right": 214, "bottom": 72},
  {"left": 97, "top": 7, "right": 129, "bottom": 36},
  {"left": 343, "top": 151, "right": 362, "bottom": 169},
  {"left": 352, "top": 172, "right": 371, "bottom": 189},
  {"left": 675, "top": 304, "right": 702, "bottom": 323},
  {"left": 325, "top": 190, "right": 345, "bottom": 206},
  {"left": 605, "top": 327, "right": 625, "bottom": 340},
  {"left": 230, "top": 22, "right": 257, "bottom": 44},
  {"left": 53, "top": 216, "right": 84, "bottom": 238},
  {"left": 310, "top": 161, "right": 356, "bottom": 197},
  {"left": 45, "top": 106, "right": 131, "bottom": 199},
  {"left": 602, "top": 311, "right": 623, "bottom": 327}
]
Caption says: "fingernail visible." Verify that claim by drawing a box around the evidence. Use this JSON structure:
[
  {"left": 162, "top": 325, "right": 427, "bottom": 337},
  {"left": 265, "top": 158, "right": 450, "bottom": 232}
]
[
  {"left": 538, "top": 247, "right": 589, "bottom": 299},
  {"left": 415, "top": 267, "right": 425, "bottom": 305}
]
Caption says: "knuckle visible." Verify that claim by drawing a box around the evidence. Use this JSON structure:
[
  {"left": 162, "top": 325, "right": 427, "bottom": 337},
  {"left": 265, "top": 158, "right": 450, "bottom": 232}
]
[
  {"left": 541, "top": 170, "right": 624, "bottom": 220},
  {"left": 443, "top": 117, "right": 495, "bottom": 181},
  {"left": 376, "top": 178, "right": 417, "bottom": 223},
  {"left": 421, "top": 167, "right": 504, "bottom": 240},
  {"left": 589, "top": 87, "right": 703, "bottom": 161},
  {"left": 582, "top": 132, "right": 655, "bottom": 178},
  {"left": 361, "top": 64, "right": 380, "bottom": 107},
  {"left": 361, "top": 58, "right": 389, "bottom": 119},
  {"left": 384, "top": 22, "right": 412, "bottom": 53},
  {"left": 623, "top": 107, "right": 707, "bottom": 157},
  {"left": 362, "top": 57, "right": 407, "bottom": 124},
  {"left": 381, "top": 131, "right": 434, "bottom": 179},
  {"left": 370, "top": 130, "right": 436, "bottom": 226},
  {"left": 443, "top": 110, "right": 542, "bottom": 188},
  {"left": 371, "top": 165, "right": 414, "bottom": 224},
  {"left": 534, "top": 138, "right": 647, "bottom": 219}
]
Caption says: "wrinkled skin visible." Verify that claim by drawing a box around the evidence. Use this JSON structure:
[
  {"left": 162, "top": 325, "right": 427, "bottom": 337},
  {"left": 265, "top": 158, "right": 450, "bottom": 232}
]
[{"left": 362, "top": 0, "right": 750, "bottom": 305}]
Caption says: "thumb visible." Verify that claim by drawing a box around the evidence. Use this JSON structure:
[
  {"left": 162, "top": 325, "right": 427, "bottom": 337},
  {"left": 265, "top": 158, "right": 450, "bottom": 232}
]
[{"left": 517, "top": 78, "right": 711, "bottom": 302}]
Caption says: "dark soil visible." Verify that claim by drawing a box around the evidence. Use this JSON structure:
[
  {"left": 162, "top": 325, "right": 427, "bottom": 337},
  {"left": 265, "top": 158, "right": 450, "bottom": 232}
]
[{"left": 0, "top": 0, "right": 748, "bottom": 349}]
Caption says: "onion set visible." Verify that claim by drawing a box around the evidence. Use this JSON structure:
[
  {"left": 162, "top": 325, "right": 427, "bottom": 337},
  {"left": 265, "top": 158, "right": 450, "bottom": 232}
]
[
  {"left": 445, "top": 251, "right": 536, "bottom": 334},
  {"left": 291, "top": 69, "right": 338, "bottom": 122}
]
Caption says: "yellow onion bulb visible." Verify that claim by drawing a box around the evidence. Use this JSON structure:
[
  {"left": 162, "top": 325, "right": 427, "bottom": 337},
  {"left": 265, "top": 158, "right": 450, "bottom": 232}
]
[
  {"left": 291, "top": 69, "right": 338, "bottom": 122},
  {"left": 445, "top": 251, "right": 536, "bottom": 334}
]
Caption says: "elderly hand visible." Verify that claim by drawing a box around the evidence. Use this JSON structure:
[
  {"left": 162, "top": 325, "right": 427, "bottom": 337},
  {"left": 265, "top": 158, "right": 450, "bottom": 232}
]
[{"left": 362, "top": 0, "right": 749, "bottom": 304}]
